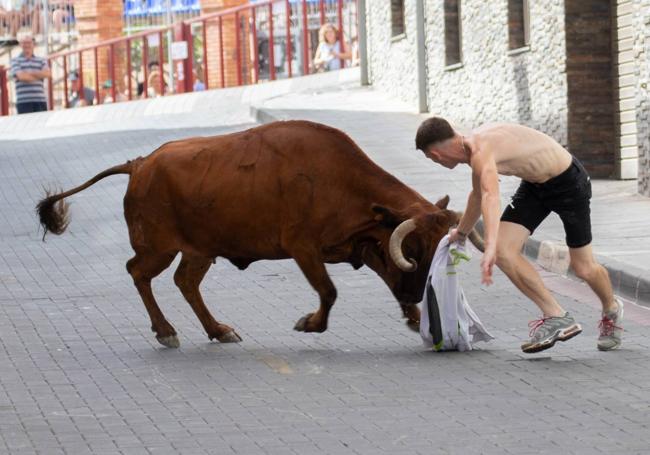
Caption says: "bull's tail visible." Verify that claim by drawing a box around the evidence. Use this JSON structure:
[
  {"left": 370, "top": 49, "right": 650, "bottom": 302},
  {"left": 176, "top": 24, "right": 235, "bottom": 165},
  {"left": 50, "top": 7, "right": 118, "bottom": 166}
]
[{"left": 36, "top": 160, "right": 135, "bottom": 239}]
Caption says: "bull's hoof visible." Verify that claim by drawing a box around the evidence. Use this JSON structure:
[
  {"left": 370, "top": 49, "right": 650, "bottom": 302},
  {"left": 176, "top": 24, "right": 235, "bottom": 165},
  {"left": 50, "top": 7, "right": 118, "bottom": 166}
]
[
  {"left": 217, "top": 330, "right": 242, "bottom": 343},
  {"left": 156, "top": 335, "right": 180, "bottom": 348},
  {"left": 293, "top": 313, "right": 314, "bottom": 332},
  {"left": 406, "top": 319, "right": 420, "bottom": 333}
]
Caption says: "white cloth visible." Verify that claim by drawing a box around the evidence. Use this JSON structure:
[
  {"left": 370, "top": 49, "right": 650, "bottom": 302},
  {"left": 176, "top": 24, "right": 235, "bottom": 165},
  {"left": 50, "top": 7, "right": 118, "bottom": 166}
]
[{"left": 420, "top": 235, "right": 494, "bottom": 351}]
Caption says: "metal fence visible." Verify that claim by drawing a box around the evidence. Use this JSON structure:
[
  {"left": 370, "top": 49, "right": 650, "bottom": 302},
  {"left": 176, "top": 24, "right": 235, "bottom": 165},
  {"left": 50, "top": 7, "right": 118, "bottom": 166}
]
[{"left": 0, "top": 0, "right": 358, "bottom": 115}]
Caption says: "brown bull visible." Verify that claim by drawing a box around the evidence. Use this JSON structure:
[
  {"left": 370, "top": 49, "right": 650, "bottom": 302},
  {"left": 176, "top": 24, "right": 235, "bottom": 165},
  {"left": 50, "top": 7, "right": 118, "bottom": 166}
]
[{"left": 37, "top": 120, "right": 472, "bottom": 348}]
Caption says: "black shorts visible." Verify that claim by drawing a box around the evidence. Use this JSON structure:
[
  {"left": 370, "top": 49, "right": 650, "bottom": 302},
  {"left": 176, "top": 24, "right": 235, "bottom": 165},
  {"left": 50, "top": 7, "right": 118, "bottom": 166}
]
[{"left": 501, "top": 156, "right": 592, "bottom": 248}]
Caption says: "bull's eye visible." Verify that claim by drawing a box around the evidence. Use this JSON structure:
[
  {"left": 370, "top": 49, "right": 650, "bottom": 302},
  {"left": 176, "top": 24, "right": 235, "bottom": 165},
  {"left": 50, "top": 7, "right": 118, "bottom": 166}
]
[{"left": 377, "top": 241, "right": 382, "bottom": 248}]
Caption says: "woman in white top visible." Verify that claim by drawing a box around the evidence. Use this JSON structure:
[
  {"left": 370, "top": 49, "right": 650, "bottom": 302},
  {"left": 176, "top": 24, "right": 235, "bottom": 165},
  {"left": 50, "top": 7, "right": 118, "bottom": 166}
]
[{"left": 313, "top": 23, "right": 351, "bottom": 72}]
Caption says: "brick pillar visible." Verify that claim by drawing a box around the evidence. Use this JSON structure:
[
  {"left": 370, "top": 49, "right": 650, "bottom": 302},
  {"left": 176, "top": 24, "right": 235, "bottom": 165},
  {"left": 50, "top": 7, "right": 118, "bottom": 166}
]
[
  {"left": 75, "top": 0, "right": 123, "bottom": 93},
  {"left": 564, "top": 0, "right": 617, "bottom": 178},
  {"left": 202, "top": 0, "right": 249, "bottom": 88}
]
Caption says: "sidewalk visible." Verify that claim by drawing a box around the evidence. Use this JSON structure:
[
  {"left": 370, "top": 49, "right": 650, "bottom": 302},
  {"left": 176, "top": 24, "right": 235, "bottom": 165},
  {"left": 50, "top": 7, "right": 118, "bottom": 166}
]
[{"left": 249, "top": 74, "right": 650, "bottom": 306}]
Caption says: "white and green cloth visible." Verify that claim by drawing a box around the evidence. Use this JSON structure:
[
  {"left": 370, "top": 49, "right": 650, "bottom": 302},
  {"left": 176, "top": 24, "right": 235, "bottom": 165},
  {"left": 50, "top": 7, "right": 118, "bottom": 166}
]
[{"left": 420, "top": 235, "right": 494, "bottom": 351}]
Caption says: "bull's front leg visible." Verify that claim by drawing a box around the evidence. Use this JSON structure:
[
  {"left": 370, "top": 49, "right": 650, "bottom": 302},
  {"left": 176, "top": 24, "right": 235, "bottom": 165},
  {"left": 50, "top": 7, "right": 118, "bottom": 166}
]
[
  {"left": 400, "top": 302, "right": 421, "bottom": 332},
  {"left": 291, "top": 254, "right": 338, "bottom": 333}
]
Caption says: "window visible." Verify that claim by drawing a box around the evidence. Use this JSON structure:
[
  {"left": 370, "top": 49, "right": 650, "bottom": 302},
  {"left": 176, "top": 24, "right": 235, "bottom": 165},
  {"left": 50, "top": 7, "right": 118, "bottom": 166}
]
[
  {"left": 391, "top": 0, "right": 405, "bottom": 37},
  {"left": 508, "top": 0, "right": 530, "bottom": 49},
  {"left": 444, "top": 0, "right": 462, "bottom": 66}
]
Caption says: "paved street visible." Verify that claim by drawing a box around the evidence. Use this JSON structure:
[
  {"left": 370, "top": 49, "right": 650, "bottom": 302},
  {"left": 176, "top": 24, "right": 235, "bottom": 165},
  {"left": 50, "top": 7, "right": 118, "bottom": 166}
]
[{"left": 2, "top": 87, "right": 650, "bottom": 454}]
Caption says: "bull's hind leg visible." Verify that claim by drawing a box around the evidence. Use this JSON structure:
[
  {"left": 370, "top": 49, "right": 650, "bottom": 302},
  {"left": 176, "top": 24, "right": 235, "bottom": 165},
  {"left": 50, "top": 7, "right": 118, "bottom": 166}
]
[
  {"left": 292, "top": 252, "right": 338, "bottom": 333},
  {"left": 126, "top": 252, "right": 179, "bottom": 348},
  {"left": 173, "top": 254, "right": 242, "bottom": 343}
]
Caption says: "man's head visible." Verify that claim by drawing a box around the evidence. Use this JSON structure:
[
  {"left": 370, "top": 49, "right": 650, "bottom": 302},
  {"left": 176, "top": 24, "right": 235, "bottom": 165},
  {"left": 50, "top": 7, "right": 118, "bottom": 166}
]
[
  {"left": 415, "top": 117, "right": 466, "bottom": 169},
  {"left": 18, "top": 34, "right": 35, "bottom": 57},
  {"left": 68, "top": 71, "right": 81, "bottom": 91}
]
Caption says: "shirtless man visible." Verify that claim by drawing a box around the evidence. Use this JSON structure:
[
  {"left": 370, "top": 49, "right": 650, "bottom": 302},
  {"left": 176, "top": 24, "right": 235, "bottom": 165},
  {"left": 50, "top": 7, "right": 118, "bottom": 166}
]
[{"left": 415, "top": 117, "right": 623, "bottom": 353}]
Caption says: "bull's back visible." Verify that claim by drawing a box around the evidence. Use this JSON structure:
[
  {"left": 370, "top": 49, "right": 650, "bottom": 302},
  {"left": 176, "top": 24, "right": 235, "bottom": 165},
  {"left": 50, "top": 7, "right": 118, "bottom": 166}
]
[{"left": 124, "top": 122, "right": 406, "bottom": 256}]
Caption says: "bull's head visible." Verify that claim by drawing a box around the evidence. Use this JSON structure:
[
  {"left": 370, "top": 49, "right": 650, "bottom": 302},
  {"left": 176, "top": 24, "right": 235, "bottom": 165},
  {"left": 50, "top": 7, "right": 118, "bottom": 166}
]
[{"left": 363, "top": 195, "right": 458, "bottom": 304}]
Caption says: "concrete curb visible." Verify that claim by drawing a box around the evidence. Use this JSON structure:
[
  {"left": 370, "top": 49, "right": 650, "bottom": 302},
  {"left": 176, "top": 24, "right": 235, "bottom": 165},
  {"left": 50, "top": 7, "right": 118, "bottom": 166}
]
[{"left": 252, "top": 105, "right": 650, "bottom": 306}]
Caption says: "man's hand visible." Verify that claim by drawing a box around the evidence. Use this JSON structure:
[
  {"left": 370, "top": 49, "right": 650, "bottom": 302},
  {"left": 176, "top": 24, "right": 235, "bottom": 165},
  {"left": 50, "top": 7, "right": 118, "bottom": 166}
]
[
  {"left": 481, "top": 247, "right": 496, "bottom": 285},
  {"left": 448, "top": 228, "right": 468, "bottom": 244}
]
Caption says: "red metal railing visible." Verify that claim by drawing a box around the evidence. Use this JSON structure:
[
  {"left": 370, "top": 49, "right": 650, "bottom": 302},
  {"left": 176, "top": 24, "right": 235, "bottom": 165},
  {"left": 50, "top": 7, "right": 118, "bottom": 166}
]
[
  {"left": 0, "top": 66, "right": 9, "bottom": 116},
  {"left": 0, "top": 0, "right": 357, "bottom": 114}
]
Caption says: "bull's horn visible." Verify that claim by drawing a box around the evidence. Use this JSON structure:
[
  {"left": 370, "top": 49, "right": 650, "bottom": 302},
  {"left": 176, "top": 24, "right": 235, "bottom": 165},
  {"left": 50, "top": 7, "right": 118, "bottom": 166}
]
[
  {"left": 468, "top": 229, "right": 485, "bottom": 252},
  {"left": 389, "top": 219, "right": 418, "bottom": 272}
]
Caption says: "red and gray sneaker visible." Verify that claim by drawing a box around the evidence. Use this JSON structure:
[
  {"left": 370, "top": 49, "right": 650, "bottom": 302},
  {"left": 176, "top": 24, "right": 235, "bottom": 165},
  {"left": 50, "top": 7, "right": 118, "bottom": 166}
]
[
  {"left": 521, "top": 312, "right": 583, "bottom": 354},
  {"left": 597, "top": 299, "right": 624, "bottom": 351}
]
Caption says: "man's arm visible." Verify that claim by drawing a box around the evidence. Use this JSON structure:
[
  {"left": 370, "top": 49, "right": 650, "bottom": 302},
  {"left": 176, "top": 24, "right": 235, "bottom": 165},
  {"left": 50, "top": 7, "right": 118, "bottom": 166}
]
[
  {"left": 456, "top": 175, "right": 482, "bottom": 235},
  {"left": 475, "top": 153, "right": 501, "bottom": 285},
  {"left": 34, "top": 68, "right": 51, "bottom": 79},
  {"left": 14, "top": 71, "right": 40, "bottom": 81}
]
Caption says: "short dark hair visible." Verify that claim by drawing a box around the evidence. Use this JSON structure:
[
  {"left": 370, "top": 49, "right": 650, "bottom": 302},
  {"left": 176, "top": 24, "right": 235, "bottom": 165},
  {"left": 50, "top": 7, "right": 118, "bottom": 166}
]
[{"left": 415, "top": 117, "right": 455, "bottom": 151}]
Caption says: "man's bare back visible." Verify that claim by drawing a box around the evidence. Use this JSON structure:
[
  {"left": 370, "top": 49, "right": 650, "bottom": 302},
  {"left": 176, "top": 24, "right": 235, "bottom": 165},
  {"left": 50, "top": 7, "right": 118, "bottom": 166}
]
[{"left": 468, "top": 123, "right": 572, "bottom": 183}]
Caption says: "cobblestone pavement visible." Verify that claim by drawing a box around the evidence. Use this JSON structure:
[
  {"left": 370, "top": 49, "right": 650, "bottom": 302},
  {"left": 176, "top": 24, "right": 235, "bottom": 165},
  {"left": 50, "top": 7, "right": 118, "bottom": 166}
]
[{"left": 2, "top": 123, "right": 650, "bottom": 455}]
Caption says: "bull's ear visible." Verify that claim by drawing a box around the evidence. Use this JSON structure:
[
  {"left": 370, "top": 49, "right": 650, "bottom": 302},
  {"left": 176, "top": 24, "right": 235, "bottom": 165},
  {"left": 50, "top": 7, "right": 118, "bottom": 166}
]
[
  {"left": 371, "top": 204, "right": 401, "bottom": 228},
  {"left": 435, "top": 195, "right": 450, "bottom": 209},
  {"left": 422, "top": 209, "right": 457, "bottom": 228}
]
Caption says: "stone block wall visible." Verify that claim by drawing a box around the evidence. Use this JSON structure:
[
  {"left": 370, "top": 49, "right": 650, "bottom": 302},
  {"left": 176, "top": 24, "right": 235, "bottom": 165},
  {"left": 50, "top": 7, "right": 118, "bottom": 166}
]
[
  {"left": 365, "top": 0, "right": 419, "bottom": 107},
  {"left": 636, "top": 1, "right": 650, "bottom": 195},
  {"left": 615, "top": 0, "right": 641, "bottom": 179},
  {"left": 421, "top": 0, "right": 568, "bottom": 146},
  {"left": 565, "top": 0, "right": 616, "bottom": 178},
  {"left": 363, "top": 0, "right": 650, "bottom": 184}
]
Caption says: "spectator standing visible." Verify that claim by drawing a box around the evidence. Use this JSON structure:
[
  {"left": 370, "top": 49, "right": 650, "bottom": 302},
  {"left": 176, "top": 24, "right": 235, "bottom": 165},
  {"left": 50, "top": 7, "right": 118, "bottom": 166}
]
[
  {"left": 313, "top": 23, "right": 350, "bottom": 72},
  {"left": 68, "top": 71, "right": 95, "bottom": 107},
  {"left": 1, "top": 1, "right": 22, "bottom": 38},
  {"left": 9, "top": 34, "right": 50, "bottom": 114}
]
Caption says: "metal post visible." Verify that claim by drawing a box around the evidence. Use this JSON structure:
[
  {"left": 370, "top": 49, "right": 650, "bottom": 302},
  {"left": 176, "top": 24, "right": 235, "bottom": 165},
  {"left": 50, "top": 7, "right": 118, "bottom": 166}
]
[
  {"left": 165, "top": 0, "right": 175, "bottom": 90},
  {"left": 415, "top": 0, "right": 428, "bottom": 112},
  {"left": 78, "top": 51, "right": 85, "bottom": 103},
  {"left": 47, "top": 59, "right": 54, "bottom": 110},
  {"left": 143, "top": 36, "right": 149, "bottom": 98},
  {"left": 301, "top": 0, "right": 309, "bottom": 76},
  {"left": 219, "top": 16, "right": 225, "bottom": 88},
  {"left": 158, "top": 31, "right": 165, "bottom": 95},
  {"left": 184, "top": 22, "right": 194, "bottom": 92},
  {"left": 94, "top": 47, "right": 100, "bottom": 103},
  {"left": 110, "top": 43, "right": 117, "bottom": 102},
  {"left": 285, "top": 0, "right": 293, "bottom": 78},
  {"left": 358, "top": 0, "right": 369, "bottom": 86},
  {"left": 269, "top": 3, "right": 275, "bottom": 80},
  {"left": 126, "top": 39, "right": 133, "bottom": 100},
  {"left": 42, "top": 0, "right": 50, "bottom": 55},
  {"left": 252, "top": 8, "right": 259, "bottom": 83},
  {"left": 337, "top": 0, "right": 344, "bottom": 68},
  {"left": 63, "top": 55, "right": 69, "bottom": 108},
  {"left": 202, "top": 20, "right": 209, "bottom": 89},
  {"left": 235, "top": 11, "right": 242, "bottom": 85},
  {"left": 319, "top": 0, "right": 325, "bottom": 25},
  {"left": 0, "top": 66, "right": 9, "bottom": 116}
]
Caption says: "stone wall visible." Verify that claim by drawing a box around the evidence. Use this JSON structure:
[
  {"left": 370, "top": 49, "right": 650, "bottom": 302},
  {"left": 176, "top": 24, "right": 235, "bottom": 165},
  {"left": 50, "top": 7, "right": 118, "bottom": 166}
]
[
  {"left": 615, "top": 0, "right": 640, "bottom": 179},
  {"left": 365, "top": 0, "right": 419, "bottom": 107},
  {"left": 565, "top": 0, "right": 616, "bottom": 178},
  {"left": 363, "top": 0, "right": 650, "bottom": 184},
  {"left": 421, "top": 0, "right": 568, "bottom": 147},
  {"left": 636, "top": 1, "right": 650, "bottom": 195}
]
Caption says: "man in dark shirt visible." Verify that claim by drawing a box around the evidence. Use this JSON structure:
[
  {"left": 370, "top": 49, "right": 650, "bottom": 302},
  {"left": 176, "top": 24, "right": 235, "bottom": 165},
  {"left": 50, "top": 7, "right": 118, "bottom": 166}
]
[
  {"left": 68, "top": 71, "right": 96, "bottom": 107},
  {"left": 9, "top": 34, "right": 51, "bottom": 114}
]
